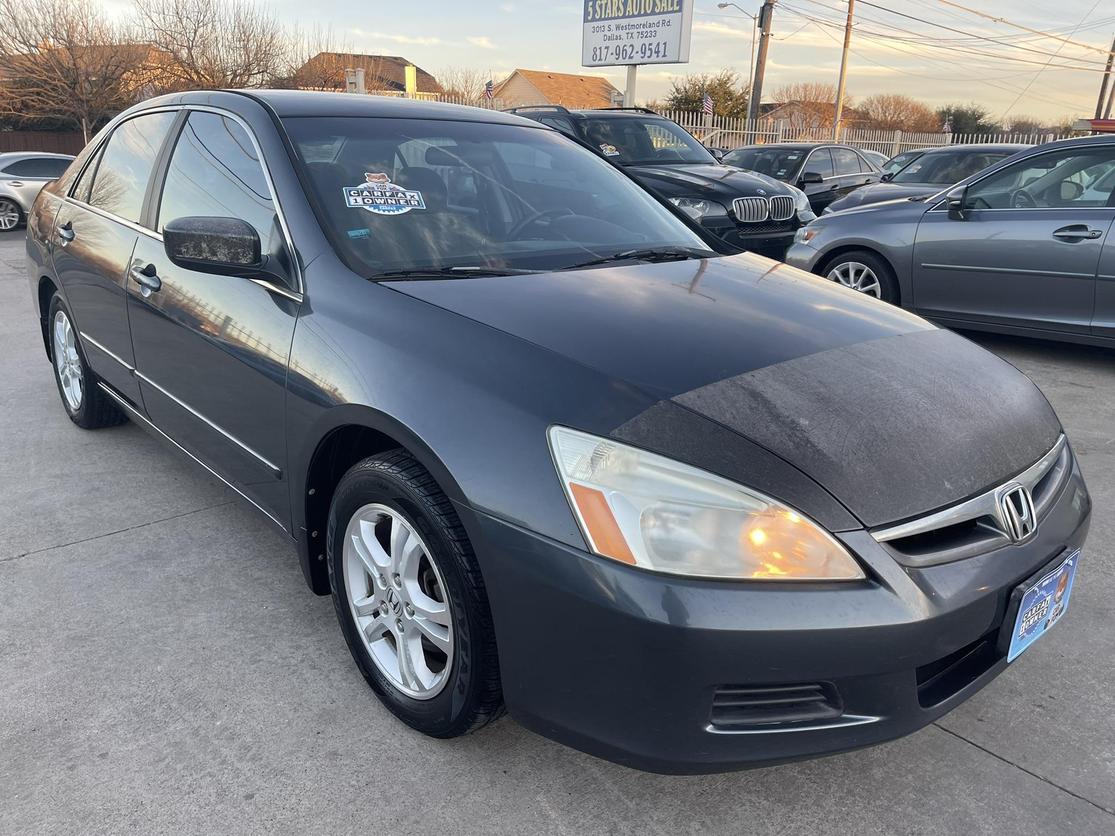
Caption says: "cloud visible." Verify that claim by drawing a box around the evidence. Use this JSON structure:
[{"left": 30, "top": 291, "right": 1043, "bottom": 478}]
[
  {"left": 351, "top": 30, "right": 443, "bottom": 46},
  {"left": 467, "top": 36, "right": 497, "bottom": 50},
  {"left": 499, "top": 3, "right": 515, "bottom": 11},
  {"left": 692, "top": 20, "right": 754, "bottom": 39}
]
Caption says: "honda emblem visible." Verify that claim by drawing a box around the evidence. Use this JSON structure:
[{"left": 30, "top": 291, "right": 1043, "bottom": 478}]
[{"left": 998, "top": 484, "right": 1036, "bottom": 542}]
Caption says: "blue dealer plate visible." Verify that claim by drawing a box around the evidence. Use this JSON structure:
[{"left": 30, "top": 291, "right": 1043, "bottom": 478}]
[{"left": 1007, "top": 550, "right": 1080, "bottom": 663}]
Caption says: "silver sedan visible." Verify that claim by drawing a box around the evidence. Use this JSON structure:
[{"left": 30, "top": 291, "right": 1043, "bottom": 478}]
[{"left": 0, "top": 153, "right": 74, "bottom": 230}]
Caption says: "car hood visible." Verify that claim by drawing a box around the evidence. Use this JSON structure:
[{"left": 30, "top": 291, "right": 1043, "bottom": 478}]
[
  {"left": 387, "top": 254, "right": 1060, "bottom": 528},
  {"left": 624, "top": 163, "right": 791, "bottom": 199},
  {"left": 829, "top": 181, "right": 940, "bottom": 212}
]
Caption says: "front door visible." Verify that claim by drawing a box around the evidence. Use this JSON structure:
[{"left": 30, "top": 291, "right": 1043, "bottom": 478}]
[
  {"left": 126, "top": 110, "right": 301, "bottom": 525},
  {"left": 50, "top": 111, "right": 178, "bottom": 405},
  {"left": 913, "top": 144, "right": 1115, "bottom": 335}
]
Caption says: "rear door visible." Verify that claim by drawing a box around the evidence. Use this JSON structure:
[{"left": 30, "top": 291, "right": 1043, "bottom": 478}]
[
  {"left": 51, "top": 111, "right": 178, "bottom": 405},
  {"left": 913, "top": 144, "right": 1115, "bottom": 335},
  {"left": 830, "top": 146, "right": 872, "bottom": 201},
  {"left": 800, "top": 147, "right": 837, "bottom": 212},
  {"left": 1092, "top": 165, "right": 1115, "bottom": 338},
  {"left": 1, "top": 156, "right": 72, "bottom": 218},
  {"left": 126, "top": 109, "right": 300, "bottom": 525}
]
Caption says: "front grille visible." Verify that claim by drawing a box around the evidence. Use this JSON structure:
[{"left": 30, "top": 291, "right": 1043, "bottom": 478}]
[
  {"left": 769, "top": 195, "right": 795, "bottom": 221},
  {"left": 732, "top": 196, "right": 769, "bottom": 223},
  {"left": 733, "top": 218, "right": 796, "bottom": 235},
  {"left": 709, "top": 683, "right": 843, "bottom": 730},
  {"left": 873, "top": 435, "right": 1070, "bottom": 567}
]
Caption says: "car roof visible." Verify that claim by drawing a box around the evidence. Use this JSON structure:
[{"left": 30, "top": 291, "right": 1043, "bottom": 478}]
[
  {"left": 169, "top": 89, "right": 542, "bottom": 127},
  {"left": 0, "top": 151, "right": 74, "bottom": 162},
  {"left": 918, "top": 143, "right": 1030, "bottom": 155},
  {"left": 729, "top": 143, "right": 849, "bottom": 151}
]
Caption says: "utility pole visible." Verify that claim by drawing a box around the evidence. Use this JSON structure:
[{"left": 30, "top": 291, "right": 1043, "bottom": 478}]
[
  {"left": 747, "top": 0, "right": 777, "bottom": 124},
  {"left": 625, "top": 65, "right": 638, "bottom": 107},
  {"left": 833, "top": 0, "right": 855, "bottom": 140},
  {"left": 1096, "top": 34, "right": 1115, "bottom": 120}
]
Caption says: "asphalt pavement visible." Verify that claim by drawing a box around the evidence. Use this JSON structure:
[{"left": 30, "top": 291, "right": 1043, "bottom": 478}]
[{"left": 1, "top": 227, "right": 1113, "bottom": 834}]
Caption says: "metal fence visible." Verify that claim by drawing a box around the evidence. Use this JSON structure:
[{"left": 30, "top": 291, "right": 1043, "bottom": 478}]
[{"left": 658, "top": 110, "right": 1078, "bottom": 155}]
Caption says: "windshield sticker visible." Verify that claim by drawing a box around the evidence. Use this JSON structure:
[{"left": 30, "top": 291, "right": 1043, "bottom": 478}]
[
  {"left": 599, "top": 143, "right": 620, "bottom": 157},
  {"left": 346, "top": 228, "right": 371, "bottom": 239},
  {"left": 343, "top": 172, "right": 426, "bottom": 216}
]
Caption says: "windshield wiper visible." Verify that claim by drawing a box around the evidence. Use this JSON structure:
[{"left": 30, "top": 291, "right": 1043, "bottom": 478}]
[
  {"left": 565, "top": 246, "right": 716, "bottom": 270},
  {"left": 372, "top": 265, "right": 539, "bottom": 280}
]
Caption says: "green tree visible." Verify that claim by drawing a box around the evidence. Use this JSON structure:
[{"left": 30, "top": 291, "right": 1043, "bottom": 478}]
[
  {"left": 664, "top": 69, "right": 749, "bottom": 118},
  {"left": 936, "top": 103, "right": 1001, "bottom": 135}
]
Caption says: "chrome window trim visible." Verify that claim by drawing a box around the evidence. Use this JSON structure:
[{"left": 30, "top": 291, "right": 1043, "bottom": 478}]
[
  {"left": 61, "top": 103, "right": 304, "bottom": 295},
  {"left": 872, "top": 434, "right": 1067, "bottom": 545},
  {"left": 134, "top": 369, "right": 282, "bottom": 477},
  {"left": 97, "top": 382, "right": 288, "bottom": 532},
  {"left": 248, "top": 277, "right": 303, "bottom": 303},
  {"left": 78, "top": 330, "right": 134, "bottom": 371}
]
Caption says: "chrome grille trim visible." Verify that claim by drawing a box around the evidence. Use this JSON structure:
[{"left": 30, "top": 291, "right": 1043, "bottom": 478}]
[
  {"left": 871, "top": 434, "right": 1068, "bottom": 546},
  {"left": 733, "top": 196, "right": 770, "bottom": 223},
  {"left": 769, "top": 195, "right": 795, "bottom": 221}
]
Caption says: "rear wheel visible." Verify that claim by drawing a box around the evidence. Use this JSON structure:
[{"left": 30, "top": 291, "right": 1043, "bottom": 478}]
[
  {"left": 48, "top": 293, "right": 127, "bottom": 429},
  {"left": 327, "top": 450, "right": 503, "bottom": 737},
  {"left": 821, "top": 250, "right": 899, "bottom": 304},
  {"left": 0, "top": 198, "right": 21, "bottom": 231}
]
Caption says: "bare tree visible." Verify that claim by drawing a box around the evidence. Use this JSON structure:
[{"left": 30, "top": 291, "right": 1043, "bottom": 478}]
[
  {"left": 770, "top": 82, "right": 844, "bottom": 131},
  {"left": 437, "top": 66, "right": 490, "bottom": 102},
  {"left": 277, "top": 25, "right": 360, "bottom": 91},
  {"left": 860, "top": 94, "right": 939, "bottom": 133},
  {"left": 133, "top": 0, "right": 284, "bottom": 91},
  {"left": 0, "top": 0, "right": 140, "bottom": 140}
]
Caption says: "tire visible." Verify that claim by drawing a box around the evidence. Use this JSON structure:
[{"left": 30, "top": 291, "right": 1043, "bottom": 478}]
[
  {"left": 327, "top": 450, "right": 503, "bottom": 737},
  {"left": 47, "top": 293, "right": 127, "bottom": 429},
  {"left": 820, "top": 249, "right": 899, "bottom": 304},
  {"left": 0, "top": 198, "right": 21, "bottom": 231}
]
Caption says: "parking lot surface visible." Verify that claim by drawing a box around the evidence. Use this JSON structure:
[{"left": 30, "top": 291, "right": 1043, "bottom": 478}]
[{"left": 1, "top": 227, "right": 1113, "bottom": 834}]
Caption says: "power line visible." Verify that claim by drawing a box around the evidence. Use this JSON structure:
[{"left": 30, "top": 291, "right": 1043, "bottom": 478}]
[{"left": 931, "top": 0, "right": 1113, "bottom": 56}]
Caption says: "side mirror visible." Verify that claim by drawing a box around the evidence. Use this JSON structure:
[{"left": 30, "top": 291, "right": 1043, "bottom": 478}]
[
  {"left": 945, "top": 185, "right": 968, "bottom": 219},
  {"left": 881, "top": 172, "right": 894, "bottom": 182},
  {"left": 1059, "top": 180, "right": 1083, "bottom": 202},
  {"left": 163, "top": 217, "right": 262, "bottom": 275},
  {"left": 800, "top": 171, "right": 824, "bottom": 185},
  {"left": 708, "top": 147, "right": 725, "bottom": 163}
]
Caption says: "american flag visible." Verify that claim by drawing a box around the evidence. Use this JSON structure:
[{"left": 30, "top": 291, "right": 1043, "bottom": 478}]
[
  {"left": 701, "top": 93, "right": 713, "bottom": 116},
  {"left": 484, "top": 79, "right": 494, "bottom": 101}
]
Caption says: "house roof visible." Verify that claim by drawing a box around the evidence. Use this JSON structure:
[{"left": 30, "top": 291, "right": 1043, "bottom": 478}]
[
  {"left": 297, "top": 53, "right": 442, "bottom": 93},
  {"left": 494, "top": 69, "right": 619, "bottom": 108}
]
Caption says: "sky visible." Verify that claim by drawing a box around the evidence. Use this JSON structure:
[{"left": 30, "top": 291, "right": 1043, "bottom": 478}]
[{"left": 103, "top": 0, "right": 1115, "bottom": 123}]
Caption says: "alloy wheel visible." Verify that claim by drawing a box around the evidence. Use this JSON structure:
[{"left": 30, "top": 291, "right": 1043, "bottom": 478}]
[
  {"left": 826, "top": 261, "right": 882, "bottom": 297},
  {"left": 52, "top": 309, "right": 83, "bottom": 411},
  {"left": 342, "top": 503, "right": 453, "bottom": 700},
  {"left": 0, "top": 199, "right": 19, "bottom": 231}
]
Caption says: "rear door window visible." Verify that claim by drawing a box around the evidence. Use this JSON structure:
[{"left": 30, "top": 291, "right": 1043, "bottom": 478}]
[
  {"left": 85, "top": 112, "right": 176, "bottom": 223},
  {"left": 2, "top": 157, "right": 71, "bottom": 178},
  {"left": 830, "top": 147, "right": 862, "bottom": 177}
]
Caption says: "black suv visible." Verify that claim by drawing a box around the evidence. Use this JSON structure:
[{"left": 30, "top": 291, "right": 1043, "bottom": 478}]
[{"left": 507, "top": 106, "right": 814, "bottom": 258}]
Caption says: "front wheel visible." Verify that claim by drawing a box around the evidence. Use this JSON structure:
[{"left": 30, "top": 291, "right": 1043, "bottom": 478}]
[
  {"left": 327, "top": 450, "right": 503, "bottom": 737},
  {"left": 821, "top": 250, "right": 899, "bottom": 304}
]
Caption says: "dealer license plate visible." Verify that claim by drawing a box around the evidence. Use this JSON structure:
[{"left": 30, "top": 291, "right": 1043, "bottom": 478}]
[{"left": 1007, "top": 550, "right": 1080, "bottom": 663}]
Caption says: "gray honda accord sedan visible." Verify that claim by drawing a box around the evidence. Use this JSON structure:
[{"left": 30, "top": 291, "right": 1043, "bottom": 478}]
[
  {"left": 787, "top": 135, "right": 1115, "bottom": 346},
  {"left": 26, "top": 91, "right": 1090, "bottom": 773}
]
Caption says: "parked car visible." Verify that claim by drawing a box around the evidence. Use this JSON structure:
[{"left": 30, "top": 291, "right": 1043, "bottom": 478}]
[
  {"left": 0, "top": 152, "right": 74, "bottom": 230},
  {"left": 720, "top": 143, "right": 881, "bottom": 214},
  {"left": 28, "top": 91, "right": 1090, "bottom": 774},
  {"left": 881, "top": 148, "right": 928, "bottom": 178},
  {"left": 786, "top": 135, "right": 1115, "bottom": 347},
  {"left": 505, "top": 106, "right": 814, "bottom": 258},
  {"left": 859, "top": 148, "right": 890, "bottom": 169},
  {"left": 823, "top": 144, "right": 1028, "bottom": 214}
]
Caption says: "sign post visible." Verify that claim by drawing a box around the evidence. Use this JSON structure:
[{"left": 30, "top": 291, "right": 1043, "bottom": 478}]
[{"left": 582, "top": 0, "right": 695, "bottom": 105}]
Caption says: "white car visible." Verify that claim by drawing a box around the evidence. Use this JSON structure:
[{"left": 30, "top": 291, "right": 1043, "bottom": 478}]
[{"left": 0, "top": 152, "right": 74, "bottom": 230}]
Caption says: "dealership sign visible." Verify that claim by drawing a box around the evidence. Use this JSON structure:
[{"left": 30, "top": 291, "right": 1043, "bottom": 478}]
[{"left": 582, "top": 0, "right": 694, "bottom": 67}]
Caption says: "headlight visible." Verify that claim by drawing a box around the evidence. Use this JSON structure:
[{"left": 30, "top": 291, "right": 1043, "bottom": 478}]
[
  {"left": 794, "top": 225, "right": 820, "bottom": 245},
  {"left": 548, "top": 426, "right": 865, "bottom": 581},
  {"left": 786, "top": 184, "right": 810, "bottom": 214},
  {"left": 668, "top": 197, "right": 726, "bottom": 221}
]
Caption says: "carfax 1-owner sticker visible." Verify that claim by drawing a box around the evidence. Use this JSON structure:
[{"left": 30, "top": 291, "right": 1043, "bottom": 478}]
[{"left": 343, "top": 172, "right": 426, "bottom": 216}]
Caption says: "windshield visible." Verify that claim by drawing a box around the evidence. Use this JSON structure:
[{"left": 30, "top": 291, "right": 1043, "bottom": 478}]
[
  {"left": 579, "top": 116, "right": 716, "bottom": 166},
  {"left": 723, "top": 147, "right": 805, "bottom": 181},
  {"left": 891, "top": 149, "right": 1011, "bottom": 185},
  {"left": 284, "top": 117, "right": 706, "bottom": 276}
]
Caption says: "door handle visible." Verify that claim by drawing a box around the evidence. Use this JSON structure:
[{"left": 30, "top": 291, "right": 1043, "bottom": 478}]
[
  {"left": 57, "top": 221, "right": 75, "bottom": 245},
  {"left": 9, "top": 180, "right": 24, "bottom": 187},
  {"left": 1052, "top": 225, "right": 1103, "bottom": 241},
  {"left": 130, "top": 263, "right": 162, "bottom": 295}
]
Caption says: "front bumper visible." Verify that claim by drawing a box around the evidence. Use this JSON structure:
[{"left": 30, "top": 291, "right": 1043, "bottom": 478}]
[
  {"left": 784, "top": 241, "right": 824, "bottom": 272},
  {"left": 701, "top": 216, "right": 799, "bottom": 259},
  {"left": 465, "top": 451, "right": 1090, "bottom": 773}
]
